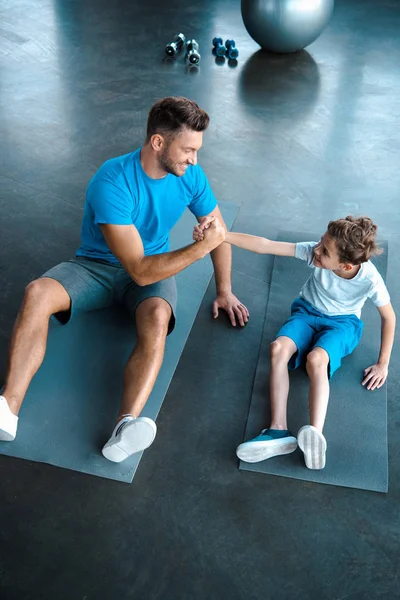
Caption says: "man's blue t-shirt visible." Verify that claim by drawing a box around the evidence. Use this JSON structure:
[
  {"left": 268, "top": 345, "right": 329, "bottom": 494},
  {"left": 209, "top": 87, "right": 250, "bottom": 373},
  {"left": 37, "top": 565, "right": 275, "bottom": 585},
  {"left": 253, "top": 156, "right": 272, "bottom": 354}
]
[{"left": 76, "top": 148, "right": 217, "bottom": 264}]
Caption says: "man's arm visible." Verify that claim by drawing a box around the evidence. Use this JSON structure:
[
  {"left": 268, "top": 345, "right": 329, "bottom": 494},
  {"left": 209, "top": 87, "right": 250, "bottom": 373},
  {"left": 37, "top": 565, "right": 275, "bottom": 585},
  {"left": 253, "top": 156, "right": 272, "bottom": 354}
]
[
  {"left": 362, "top": 302, "right": 396, "bottom": 390},
  {"left": 196, "top": 207, "right": 249, "bottom": 326},
  {"left": 100, "top": 220, "right": 224, "bottom": 286},
  {"left": 197, "top": 206, "right": 232, "bottom": 294}
]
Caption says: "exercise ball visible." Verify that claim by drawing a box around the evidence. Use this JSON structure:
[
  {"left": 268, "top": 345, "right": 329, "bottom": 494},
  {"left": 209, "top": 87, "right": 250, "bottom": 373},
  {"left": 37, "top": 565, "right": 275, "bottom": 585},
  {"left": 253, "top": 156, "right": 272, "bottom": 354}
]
[{"left": 241, "top": 0, "right": 334, "bottom": 53}]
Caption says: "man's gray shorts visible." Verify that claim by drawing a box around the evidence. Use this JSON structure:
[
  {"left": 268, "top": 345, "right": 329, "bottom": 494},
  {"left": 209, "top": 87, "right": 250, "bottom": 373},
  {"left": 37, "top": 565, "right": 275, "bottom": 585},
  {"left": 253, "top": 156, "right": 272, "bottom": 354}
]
[{"left": 41, "top": 257, "right": 177, "bottom": 334}]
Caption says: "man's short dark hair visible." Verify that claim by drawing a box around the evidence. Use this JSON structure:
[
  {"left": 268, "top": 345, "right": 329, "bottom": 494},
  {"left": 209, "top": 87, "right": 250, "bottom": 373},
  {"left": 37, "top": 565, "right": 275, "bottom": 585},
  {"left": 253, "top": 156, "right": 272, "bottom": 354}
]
[{"left": 146, "top": 96, "right": 210, "bottom": 142}]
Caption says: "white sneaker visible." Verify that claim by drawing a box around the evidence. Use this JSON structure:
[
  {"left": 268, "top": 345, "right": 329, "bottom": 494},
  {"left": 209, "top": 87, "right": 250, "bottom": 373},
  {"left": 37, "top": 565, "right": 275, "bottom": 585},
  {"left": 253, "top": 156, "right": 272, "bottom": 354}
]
[
  {"left": 297, "top": 425, "right": 327, "bottom": 470},
  {"left": 102, "top": 416, "right": 157, "bottom": 463},
  {"left": 0, "top": 396, "right": 18, "bottom": 441}
]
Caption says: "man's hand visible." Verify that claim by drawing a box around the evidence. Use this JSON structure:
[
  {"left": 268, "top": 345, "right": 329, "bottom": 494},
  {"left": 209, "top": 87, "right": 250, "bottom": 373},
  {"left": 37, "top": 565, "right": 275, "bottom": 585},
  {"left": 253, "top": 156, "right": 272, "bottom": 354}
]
[
  {"left": 213, "top": 292, "right": 249, "bottom": 327},
  {"left": 194, "top": 213, "right": 249, "bottom": 327},
  {"left": 201, "top": 217, "right": 225, "bottom": 250},
  {"left": 362, "top": 363, "right": 388, "bottom": 390}
]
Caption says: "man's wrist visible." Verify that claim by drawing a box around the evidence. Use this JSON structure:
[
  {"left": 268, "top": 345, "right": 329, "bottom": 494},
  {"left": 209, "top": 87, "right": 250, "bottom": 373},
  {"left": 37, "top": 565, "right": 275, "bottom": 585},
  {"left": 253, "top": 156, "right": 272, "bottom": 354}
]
[
  {"left": 216, "top": 285, "right": 232, "bottom": 296},
  {"left": 194, "top": 239, "right": 212, "bottom": 259}
]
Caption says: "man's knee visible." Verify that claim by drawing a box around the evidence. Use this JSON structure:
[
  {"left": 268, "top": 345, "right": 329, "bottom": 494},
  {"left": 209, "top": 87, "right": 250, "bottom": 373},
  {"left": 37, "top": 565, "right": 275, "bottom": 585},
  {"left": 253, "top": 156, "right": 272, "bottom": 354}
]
[
  {"left": 306, "top": 348, "right": 329, "bottom": 373},
  {"left": 270, "top": 338, "right": 295, "bottom": 363},
  {"left": 136, "top": 298, "right": 171, "bottom": 340},
  {"left": 23, "top": 279, "right": 70, "bottom": 315}
]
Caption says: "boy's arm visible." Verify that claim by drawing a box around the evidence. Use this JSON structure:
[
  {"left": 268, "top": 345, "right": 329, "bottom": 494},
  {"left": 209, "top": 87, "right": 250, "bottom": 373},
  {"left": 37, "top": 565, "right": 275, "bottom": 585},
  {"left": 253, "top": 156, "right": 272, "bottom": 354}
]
[
  {"left": 362, "top": 303, "right": 396, "bottom": 390},
  {"left": 224, "top": 232, "right": 296, "bottom": 256}
]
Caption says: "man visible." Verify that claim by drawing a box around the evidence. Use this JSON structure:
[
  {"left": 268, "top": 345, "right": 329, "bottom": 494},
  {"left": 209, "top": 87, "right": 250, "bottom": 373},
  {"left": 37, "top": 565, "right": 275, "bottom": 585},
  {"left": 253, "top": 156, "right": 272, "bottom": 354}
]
[{"left": 0, "top": 96, "right": 249, "bottom": 462}]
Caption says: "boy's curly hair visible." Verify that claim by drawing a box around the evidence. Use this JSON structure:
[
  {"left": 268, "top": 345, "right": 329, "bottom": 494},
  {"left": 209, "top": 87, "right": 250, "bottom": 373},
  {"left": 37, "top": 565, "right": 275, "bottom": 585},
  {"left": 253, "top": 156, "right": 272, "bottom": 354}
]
[{"left": 327, "top": 216, "right": 382, "bottom": 265}]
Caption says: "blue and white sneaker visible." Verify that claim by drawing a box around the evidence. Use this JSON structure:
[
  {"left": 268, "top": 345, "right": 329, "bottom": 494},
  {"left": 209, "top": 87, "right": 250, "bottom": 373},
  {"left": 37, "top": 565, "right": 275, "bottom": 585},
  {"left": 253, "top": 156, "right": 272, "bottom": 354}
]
[
  {"left": 236, "top": 429, "right": 297, "bottom": 463},
  {"left": 102, "top": 416, "right": 157, "bottom": 463}
]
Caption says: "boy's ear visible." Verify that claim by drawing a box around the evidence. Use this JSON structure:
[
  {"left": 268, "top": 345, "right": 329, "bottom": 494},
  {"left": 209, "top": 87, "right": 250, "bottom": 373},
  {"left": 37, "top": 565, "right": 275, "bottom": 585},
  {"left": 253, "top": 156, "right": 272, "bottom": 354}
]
[{"left": 342, "top": 263, "right": 354, "bottom": 271}]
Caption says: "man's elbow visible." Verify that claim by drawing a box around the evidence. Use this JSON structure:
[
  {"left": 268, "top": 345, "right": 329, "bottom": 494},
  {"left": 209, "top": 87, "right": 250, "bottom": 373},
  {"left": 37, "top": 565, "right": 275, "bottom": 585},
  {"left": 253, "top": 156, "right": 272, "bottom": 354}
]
[
  {"left": 130, "top": 272, "right": 148, "bottom": 286},
  {"left": 126, "top": 266, "right": 147, "bottom": 286}
]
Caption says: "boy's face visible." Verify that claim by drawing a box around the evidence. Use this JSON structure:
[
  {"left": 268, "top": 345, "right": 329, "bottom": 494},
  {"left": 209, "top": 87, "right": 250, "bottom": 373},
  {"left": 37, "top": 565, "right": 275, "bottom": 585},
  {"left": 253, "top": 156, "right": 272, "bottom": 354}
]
[{"left": 313, "top": 233, "right": 354, "bottom": 272}]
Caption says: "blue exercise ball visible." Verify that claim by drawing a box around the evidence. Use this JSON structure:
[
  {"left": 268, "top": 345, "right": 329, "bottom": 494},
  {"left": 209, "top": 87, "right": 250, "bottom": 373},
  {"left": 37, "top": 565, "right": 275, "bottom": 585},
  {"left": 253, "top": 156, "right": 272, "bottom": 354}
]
[{"left": 241, "top": 0, "right": 334, "bottom": 53}]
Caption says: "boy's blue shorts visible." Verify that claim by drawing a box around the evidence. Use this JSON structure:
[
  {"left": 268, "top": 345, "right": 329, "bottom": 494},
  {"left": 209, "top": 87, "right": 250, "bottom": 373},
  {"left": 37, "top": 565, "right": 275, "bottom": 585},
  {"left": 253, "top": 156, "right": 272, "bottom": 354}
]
[{"left": 276, "top": 297, "right": 364, "bottom": 378}]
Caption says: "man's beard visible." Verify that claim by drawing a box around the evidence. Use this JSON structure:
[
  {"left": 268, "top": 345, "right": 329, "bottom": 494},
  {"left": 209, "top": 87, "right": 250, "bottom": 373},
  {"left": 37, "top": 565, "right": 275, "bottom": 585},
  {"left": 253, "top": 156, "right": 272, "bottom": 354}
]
[{"left": 158, "top": 146, "right": 183, "bottom": 177}]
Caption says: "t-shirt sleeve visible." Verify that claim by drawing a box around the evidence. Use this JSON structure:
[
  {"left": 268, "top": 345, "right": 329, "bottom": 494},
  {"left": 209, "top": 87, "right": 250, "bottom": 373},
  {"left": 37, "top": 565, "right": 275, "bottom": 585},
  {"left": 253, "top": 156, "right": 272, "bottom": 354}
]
[
  {"left": 187, "top": 165, "right": 218, "bottom": 217},
  {"left": 295, "top": 242, "right": 318, "bottom": 267},
  {"left": 368, "top": 271, "right": 391, "bottom": 307},
  {"left": 87, "top": 176, "right": 133, "bottom": 225}
]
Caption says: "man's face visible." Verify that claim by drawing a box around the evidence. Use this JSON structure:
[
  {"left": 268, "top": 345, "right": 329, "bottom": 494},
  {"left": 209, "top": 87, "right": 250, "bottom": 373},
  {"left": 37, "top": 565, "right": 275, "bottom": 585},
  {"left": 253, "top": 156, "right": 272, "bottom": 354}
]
[
  {"left": 313, "top": 233, "right": 347, "bottom": 271},
  {"left": 158, "top": 128, "right": 203, "bottom": 177}
]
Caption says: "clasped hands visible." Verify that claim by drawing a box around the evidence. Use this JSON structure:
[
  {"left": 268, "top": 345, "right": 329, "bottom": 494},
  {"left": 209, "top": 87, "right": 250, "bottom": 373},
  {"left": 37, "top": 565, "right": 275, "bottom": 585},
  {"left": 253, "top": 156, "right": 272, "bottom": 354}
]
[{"left": 193, "top": 215, "right": 224, "bottom": 248}]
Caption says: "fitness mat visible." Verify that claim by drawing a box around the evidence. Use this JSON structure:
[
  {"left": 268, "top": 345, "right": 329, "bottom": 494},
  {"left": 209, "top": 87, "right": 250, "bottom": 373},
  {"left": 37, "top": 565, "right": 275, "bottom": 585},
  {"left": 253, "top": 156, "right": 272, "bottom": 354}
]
[
  {"left": 239, "top": 231, "right": 389, "bottom": 493},
  {"left": 0, "top": 202, "right": 239, "bottom": 483}
]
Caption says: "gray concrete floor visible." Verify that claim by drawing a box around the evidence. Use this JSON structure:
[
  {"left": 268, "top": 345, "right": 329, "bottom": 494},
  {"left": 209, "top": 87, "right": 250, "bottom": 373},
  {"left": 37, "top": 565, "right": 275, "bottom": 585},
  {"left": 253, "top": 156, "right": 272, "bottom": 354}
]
[{"left": 0, "top": 1, "right": 399, "bottom": 598}]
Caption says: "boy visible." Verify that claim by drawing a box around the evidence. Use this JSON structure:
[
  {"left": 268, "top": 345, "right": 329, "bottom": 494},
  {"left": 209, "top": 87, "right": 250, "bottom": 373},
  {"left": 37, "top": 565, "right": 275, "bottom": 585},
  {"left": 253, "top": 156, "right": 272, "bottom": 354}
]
[{"left": 193, "top": 216, "right": 395, "bottom": 470}]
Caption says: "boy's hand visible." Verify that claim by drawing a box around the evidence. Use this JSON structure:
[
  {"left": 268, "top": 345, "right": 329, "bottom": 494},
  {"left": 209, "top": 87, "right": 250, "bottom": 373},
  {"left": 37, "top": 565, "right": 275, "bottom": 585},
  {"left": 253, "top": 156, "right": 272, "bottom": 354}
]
[
  {"left": 193, "top": 216, "right": 215, "bottom": 242},
  {"left": 362, "top": 363, "right": 388, "bottom": 390}
]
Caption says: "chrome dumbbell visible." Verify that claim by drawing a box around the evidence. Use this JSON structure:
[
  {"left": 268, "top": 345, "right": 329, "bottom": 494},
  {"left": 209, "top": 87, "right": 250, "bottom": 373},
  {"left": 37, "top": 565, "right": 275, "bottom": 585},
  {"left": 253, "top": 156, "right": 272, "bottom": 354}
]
[
  {"left": 165, "top": 33, "right": 186, "bottom": 57},
  {"left": 186, "top": 39, "right": 201, "bottom": 64}
]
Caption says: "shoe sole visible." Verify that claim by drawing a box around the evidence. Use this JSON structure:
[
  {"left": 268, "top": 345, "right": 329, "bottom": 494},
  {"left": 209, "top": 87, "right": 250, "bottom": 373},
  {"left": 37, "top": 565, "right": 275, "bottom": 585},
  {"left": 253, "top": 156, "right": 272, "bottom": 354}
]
[
  {"left": 236, "top": 437, "right": 297, "bottom": 463},
  {"left": 102, "top": 418, "right": 157, "bottom": 463},
  {"left": 0, "top": 428, "right": 16, "bottom": 442},
  {"left": 297, "top": 426, "right": 326, "bottom": 470}
]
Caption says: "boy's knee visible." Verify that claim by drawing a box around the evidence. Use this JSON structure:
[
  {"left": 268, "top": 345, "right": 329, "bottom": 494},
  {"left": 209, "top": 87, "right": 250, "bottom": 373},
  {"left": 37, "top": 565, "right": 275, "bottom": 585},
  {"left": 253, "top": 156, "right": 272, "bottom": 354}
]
[
  {"left": 270, "top": 339, "right": 292, "bottom": 362},
  {"left": 306, "top": 348, "right": 329, "bottom": 371}
]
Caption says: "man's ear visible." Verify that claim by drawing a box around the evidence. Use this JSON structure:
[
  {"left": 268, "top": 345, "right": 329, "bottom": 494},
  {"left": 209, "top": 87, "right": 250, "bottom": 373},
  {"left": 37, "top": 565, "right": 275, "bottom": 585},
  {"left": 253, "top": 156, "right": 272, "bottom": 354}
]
[{"left": 150, "top": 134, "right": 166, "bottom": 152}]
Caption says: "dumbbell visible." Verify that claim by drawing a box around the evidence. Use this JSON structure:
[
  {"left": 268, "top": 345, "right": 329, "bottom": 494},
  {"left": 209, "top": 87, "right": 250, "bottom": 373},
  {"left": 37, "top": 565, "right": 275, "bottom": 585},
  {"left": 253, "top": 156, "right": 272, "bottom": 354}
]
[
  {"left": 225, "top": 39, "right": 239, "bottom": 60},
  {"left": 212, "top": 36, "right": 226, "bottom": 58},
  {"left": 186, "top": 39, "right": 201, "bottom": 64},
  {"left": 165, "top": 33, "right": 186, "bottom": 57}
]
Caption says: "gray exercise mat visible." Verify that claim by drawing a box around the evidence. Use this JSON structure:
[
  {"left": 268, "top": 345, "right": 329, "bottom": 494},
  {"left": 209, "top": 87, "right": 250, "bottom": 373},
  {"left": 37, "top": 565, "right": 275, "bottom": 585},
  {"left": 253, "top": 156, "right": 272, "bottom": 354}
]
[
  {"left": 239, "top": 232, "right": 389, "bottom": 493},
  {"left": 0, "top": 202, "right": 239, "bottom": 483}
]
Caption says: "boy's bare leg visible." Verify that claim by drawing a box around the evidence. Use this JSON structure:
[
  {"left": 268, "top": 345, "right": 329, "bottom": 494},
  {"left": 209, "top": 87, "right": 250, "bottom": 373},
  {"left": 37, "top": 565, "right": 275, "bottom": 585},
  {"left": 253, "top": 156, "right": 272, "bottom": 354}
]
[
  {"left": 269, "top": 336, "right": 297, "bottom": 429},
  {"left": 305, "top": 347, "right": 330, "bottom": 432},
  {"left": 3, "top": 278, "right": 71, "bottom": 415},
  {"left": 236, "top": 336, "right": 298, "bottom": 463}
]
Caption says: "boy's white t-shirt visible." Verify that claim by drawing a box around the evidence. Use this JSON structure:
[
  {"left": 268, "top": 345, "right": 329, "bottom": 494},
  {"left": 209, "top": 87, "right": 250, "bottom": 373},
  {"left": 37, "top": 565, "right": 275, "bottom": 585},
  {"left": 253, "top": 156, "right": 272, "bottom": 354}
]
[{"left": 295, "top": 242, "right": 390, "bottom": 318}]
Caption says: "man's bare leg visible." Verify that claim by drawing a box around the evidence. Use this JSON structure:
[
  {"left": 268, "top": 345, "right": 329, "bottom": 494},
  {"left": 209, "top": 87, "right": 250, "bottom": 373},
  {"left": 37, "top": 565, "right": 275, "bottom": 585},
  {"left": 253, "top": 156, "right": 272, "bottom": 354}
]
[
  {"left": 102, "top": 297, "right": 171, "bottom": 463},
  {"left": 118, "top": 297, "right": 171, "bottom": 420},
  {"left": 3, "top": 278, "right": 71, "bottom": 415}
]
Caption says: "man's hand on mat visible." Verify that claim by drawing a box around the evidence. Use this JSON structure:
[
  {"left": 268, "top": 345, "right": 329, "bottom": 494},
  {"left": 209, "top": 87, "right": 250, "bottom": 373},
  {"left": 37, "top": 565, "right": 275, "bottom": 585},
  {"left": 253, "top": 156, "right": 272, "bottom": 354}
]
[
  {"left": 362, "top": 363, "right": 388, "bottom": 390},
  {"left": 213, "top": 292, "right": 249, "bottom": 327}
]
